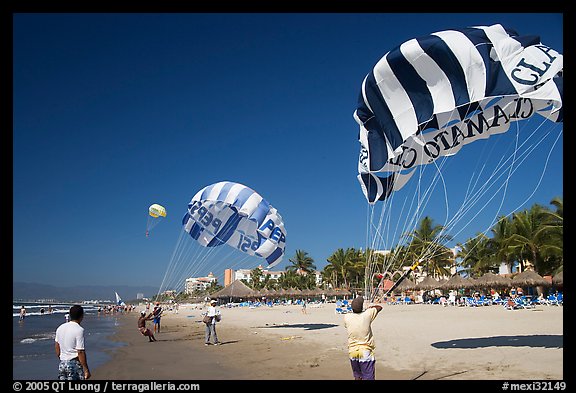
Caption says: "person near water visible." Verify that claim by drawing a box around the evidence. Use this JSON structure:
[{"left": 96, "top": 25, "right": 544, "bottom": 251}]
[
  {"left": 137, "top": 311, "right": 157, "bottom": 342},
  {"left": 54, "top": 305, "right": 91, "bottom": 380}
]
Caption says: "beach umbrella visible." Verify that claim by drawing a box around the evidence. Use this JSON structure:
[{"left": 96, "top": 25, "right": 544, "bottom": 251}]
[
  {"left": 552, "top": 271, "right": 563, "bottom": 287},
  {"left": 414, "top": 275, "right": 440, "bottom": 291},
  {"left": 333, "top": 288, "right": 352, "bottom": 298},
  {"left": 276, "top": 287, "right": 289, "bottom": 298},
  {"left": 393, "top": 277, "right": 416, "bottom": 292},
  {"left": 212, "top": 280, "right": 256, "bottom": 299},
  {"left": 441, "top": 274, "right": 475, "bottom": 290},
  {"left": 324, "top": 288, "right": 338, "bottom": 297},
  {"left": 259, "top": 288, "right": 270, "bottom": 297},
  {"left": 285, "top": 287, "right": 300, "bottom": 297},
  {"left": 301, "top": 288, "right": 315, "bottom": 298},
  {"left": 512, "top": 270, "right": 551, "bottom": 287},
  {"left": 314, "top": 287, "right": 327, "bottom": 295},
  {"left": 474, "top": 272, "right": 513, "bottom": 289},
  {"left": 267, "top": 288, "right": 279, "bottom": 297}
]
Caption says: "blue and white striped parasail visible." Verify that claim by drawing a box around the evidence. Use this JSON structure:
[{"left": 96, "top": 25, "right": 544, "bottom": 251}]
[
  {"left": 181, "top": 181, "right": 286, "bottom": 267},
  {"left": 354, "top": 24, "right": 563, "bottom": 203}
]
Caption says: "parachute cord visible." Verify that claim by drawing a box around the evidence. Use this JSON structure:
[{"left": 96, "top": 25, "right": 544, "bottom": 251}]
[
  {"left": 157, "top": 229, "right": 187, "bottom": 299},
  {"left": 508, "top": 125, "right": 562, "bottom": 213}
]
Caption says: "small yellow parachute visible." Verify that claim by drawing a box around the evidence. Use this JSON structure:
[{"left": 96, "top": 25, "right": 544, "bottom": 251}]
[
  {"left": 149, "top": 203, "right": 167, "bottom": 218},
  {"left": 146, "top": 203, "right": 167, "bottom": 237}
]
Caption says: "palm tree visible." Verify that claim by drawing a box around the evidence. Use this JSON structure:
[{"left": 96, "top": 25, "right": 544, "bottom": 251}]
[
  {"left": 457, "top": 233, "right": 492, "bottom": 277},
  {"left": 324, "top": 248, "right": 356, "bottom": 289},
  {"left": 286, "top": 249, "right": 316, "bottom": 275},
  {"left": 507, "top": 204, "right": 555, "bottom": 274},
  {"left": 249, "top": 267, "right": 264, "bottom": 290},
  {"left": 404, "top": 216, "right": 453, "bottom": 277},
  {"left": 485, "top": 215, "right": 517, "bottom": 274},
  {"left": 278, "top": 270, "right": 308, "bottom": 289},
  {"left": 537, "top": 197, "right": 563, "bottom": 272}
]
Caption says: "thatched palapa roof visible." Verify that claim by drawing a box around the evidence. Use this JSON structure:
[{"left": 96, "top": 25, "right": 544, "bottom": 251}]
[
  {"left": 474, "top": 272, "right": 512, "bottom": 289},
  {"left": 552, "top": 271, "right": 563, "bottom": 286},
  {"left": 512, "top": 270, "right": 550, "bottom": 287},
  {"left": 393, "top": 277, "right": 416, "bottom": 292},
  {"left": 441, "top": 274, "right": 475, "bottom": 290},
  {"left": 212, "top": 280, "right": 256, "bottom": 299},
  {"left": 414, "top": 275, "right": 440, "bottom": 291}
]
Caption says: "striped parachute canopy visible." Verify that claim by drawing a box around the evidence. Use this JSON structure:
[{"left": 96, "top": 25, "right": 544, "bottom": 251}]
[
  {"left": 354, "top": 24, "right": 563, "bottom": 203},
  {"left": 181, "top": 181, "right": 286, "bottom": 268},
  {"left": 149, "top": 204, "right": 167, "bottom": 218}
]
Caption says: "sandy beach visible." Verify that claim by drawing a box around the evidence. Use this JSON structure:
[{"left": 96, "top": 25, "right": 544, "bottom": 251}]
[{"left": 92, "top": 302, "right": 563, "bottom": 381}]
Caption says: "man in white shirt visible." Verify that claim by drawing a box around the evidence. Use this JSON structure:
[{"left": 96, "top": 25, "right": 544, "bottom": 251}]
[
  {"left": 55, "top": 305, "right": 91, "bottom": 380},
  {"left": 343, "top": 296, "right": 382, "bottom": 380},
  {"left": 203, "top": 299, "right": 221, "bottom": 346}
]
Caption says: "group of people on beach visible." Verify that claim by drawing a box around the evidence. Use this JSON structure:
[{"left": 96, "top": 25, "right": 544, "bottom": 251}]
[
  {"left": 53, "top": 295, "right": 382, "bottom": 381},
  {"left": 137, "top": 299, "right": 222, "bottom": 347},
  {"left": 19, "top": 304, "right": 54, "bottom": 320}
]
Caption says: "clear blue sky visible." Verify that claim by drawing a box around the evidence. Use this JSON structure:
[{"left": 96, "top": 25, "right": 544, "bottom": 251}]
[{"left": 12, "top": 13, "right": 563, "bottom": 288}]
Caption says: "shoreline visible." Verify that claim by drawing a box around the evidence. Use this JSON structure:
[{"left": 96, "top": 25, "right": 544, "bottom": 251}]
[{"left": 92, "top": 303, "right": 563, "bottom": 380}]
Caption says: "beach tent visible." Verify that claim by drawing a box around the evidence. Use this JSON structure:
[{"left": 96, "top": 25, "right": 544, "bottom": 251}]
[{"left": 212, "top": 280, "right": 256, "bottom": 301}]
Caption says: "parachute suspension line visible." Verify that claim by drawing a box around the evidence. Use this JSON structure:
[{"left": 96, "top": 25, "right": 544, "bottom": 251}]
[
  {"left": 420, "top": 118, "right": 560, "bottom": 265},
  {"left": 445, "top": 120, "right": 553, "bottom": 244},
  {"left": 364, "top": 203, "right": 375, "bottom": 299},
  {"left": 147, "top": 215, "right": 163, "bottom": 233},
  {"left": 508, "top": 123, "right": 562, "bottom": 214},
  {"left": 157, "top": 228, "right": 188, "bottom": 299}
]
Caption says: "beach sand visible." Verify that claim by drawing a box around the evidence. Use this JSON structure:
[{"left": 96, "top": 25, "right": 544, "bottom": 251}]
[{"left": 92, "top": 302, "right": 563, "bottom": 380}]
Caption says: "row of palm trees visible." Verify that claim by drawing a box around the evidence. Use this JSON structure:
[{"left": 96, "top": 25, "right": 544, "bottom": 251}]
[{"left": 270, "top": 197, "right": 563, "bottom": 292}]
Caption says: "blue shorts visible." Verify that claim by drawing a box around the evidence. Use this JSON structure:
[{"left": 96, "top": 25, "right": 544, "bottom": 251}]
[
  {"left": 58, "top": 358, "right": 85, "bottom": 380},
  {"left": 349, "top": 348, "right": 375, "bottom": 380}
]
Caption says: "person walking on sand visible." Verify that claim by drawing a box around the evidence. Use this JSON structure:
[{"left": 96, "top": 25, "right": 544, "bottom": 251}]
[
  {"left": 55, "top": 305, "right": 91, "bottom": 380},
  {"left": 343, "top": 296, "right": 382, "bottom": 380},
  {"left": 203, "top": 299, "right": 221, "bottom": 346},
  {"left": 137, "top": 311, "right": 157, "bottom": 342}
]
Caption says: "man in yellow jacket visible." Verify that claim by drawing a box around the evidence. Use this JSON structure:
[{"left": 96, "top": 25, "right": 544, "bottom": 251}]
[{"left": 343, "top": 296, "right": 383, "bottom": 380}]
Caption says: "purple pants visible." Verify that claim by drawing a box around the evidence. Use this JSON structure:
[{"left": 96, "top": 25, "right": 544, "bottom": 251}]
[
  {"left": 349, "top": 348, "right": 376, "bottom": 380},
  {"left": 350, "top": 358, "right": 376, "bottom": 380}
]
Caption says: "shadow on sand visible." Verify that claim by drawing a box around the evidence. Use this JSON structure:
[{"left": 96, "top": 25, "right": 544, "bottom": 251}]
[
  {"left": 258, "top": 323, "right": 338, "bottom": 331},
  {"left": 432, "top": 334, "right": 563, "bottom": 349}
]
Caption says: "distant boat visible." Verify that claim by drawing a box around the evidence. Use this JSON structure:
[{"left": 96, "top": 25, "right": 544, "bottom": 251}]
[{"left": 115, "top": 292, "right": 126, "bottom": 306}]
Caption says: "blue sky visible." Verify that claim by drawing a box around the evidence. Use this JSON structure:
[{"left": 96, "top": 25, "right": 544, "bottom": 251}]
[{"left": 12, "top": 13, "right": 563, "bottom": 288}]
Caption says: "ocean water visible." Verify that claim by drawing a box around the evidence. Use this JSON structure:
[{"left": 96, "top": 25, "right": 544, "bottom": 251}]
[{"left": 13, "top": 302, "right": 126, "bottom": 380}]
